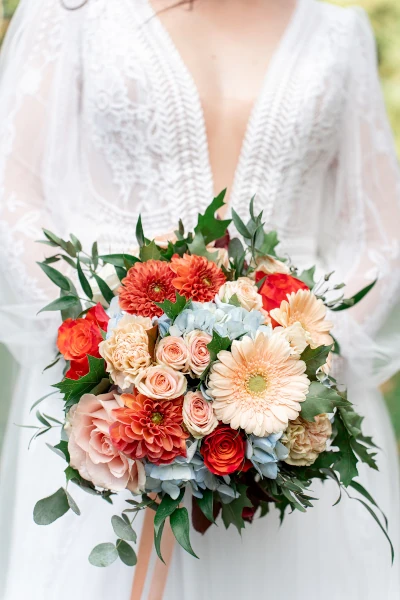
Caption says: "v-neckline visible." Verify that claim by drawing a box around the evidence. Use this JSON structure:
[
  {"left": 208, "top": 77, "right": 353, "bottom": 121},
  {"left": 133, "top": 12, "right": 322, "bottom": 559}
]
[{"left": 141, "top": 0, "right": 307, "bottom": 214}]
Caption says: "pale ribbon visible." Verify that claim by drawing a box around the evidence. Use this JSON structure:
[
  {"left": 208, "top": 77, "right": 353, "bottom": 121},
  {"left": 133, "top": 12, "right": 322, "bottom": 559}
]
[{"left": 130, "top": 508, "right": 176, "bottom": 600}]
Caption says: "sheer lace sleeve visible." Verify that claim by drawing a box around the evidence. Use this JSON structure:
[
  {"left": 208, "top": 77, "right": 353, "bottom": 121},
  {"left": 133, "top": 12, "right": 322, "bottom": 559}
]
[
  {"left": 0, "top": 0, "right": 82, "bottom": 363},
  {"left": 319, "top": 8, "right": 400, "bottom": 386}
]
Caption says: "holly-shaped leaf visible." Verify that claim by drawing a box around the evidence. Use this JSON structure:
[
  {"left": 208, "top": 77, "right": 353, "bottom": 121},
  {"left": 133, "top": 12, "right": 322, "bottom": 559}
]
[
  {"left": 297, "top": 266, "right": 317, "bottom": 289},
  {"left": 300, "top": 345, "right": 332, "bottom": 380},
  {"left": 188, "top": 232, "right": 219, "bottom": 263},
  {"left": 53, "top": 355, "right": 107, "bottom": 409},
  {"left": 300, "top": 382, "right": 350, "bottom": 422},
  {"left": 194, "top": 190, "right": 231, "bottom": 245},
  {"left": 332, "top": 414, "right": 359, "bottom": 486},
  {"left": 139, "top": 240, "right": 162, "bottom": 262},
  {"left": 155, "top": 292, "right": 190, "bottom": 321},
  {"left": 220, "top": 484, "right": 253, "bottom": 533},
  {"left": 207, "top": 330, "right": 231, "bottom": 362}
]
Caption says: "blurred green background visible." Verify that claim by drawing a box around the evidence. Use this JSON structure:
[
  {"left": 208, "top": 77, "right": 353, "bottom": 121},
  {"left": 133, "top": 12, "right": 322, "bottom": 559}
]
[{"left": 0, "top": 0, "right": 399, "bottom": 452}]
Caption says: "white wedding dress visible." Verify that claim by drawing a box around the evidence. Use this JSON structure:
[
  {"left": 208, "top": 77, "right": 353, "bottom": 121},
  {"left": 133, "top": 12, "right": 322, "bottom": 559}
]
[{"left": 1, "top": 0, "right": 400, "bottom": 598}]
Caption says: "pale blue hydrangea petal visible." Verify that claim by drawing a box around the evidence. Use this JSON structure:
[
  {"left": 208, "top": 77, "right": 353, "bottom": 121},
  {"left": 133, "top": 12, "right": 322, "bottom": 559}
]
[
  {"left": 247, "top": 432, "right": 287, "bottom": 480},
  {"left": 161, "top": 481, "right": 181, "bottom": 500}
]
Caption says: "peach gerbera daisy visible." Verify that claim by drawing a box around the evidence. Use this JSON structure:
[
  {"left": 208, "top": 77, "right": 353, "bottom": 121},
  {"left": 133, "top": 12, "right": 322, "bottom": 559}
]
[
  {"left": 170, "top": 254, "right": 226, "bottom": 302},
  {"left": 119, "top": 260, "right": 176, "bottom": 318},
  {"left": 208, "top": 332, "right": 310, "bottom": 437},
  {"left": 270, "top": 289, "right": 333, "bottom": 349}
]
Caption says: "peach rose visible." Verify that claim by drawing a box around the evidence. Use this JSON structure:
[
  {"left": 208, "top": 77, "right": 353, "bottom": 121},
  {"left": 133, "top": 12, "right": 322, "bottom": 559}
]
[
  {"left": 155, "top": 336, "right": 189, "bottom": 371},
  {"left": 254, "top": 255, "right": 290, "bottom": 276},
  {"left": 99, "top": 314, "right": 153, "bottom": 390},
  {"left": 182, "top": 391, "right": 218, "bottom": 438},
  {"left": 67, "top": 392, "right": 146, "bottom": 492},
  {"left": 184, "top": 330, "right": 212, "bottom": 377},
  {"left": 134, "top": 365, "right": 187, "bottom": 400},
  {"left": 218, "top": 277, "right": 263, "bottom": 312},
  {"left": 282, "top": 414, "right": 332, "bottom": 466}
]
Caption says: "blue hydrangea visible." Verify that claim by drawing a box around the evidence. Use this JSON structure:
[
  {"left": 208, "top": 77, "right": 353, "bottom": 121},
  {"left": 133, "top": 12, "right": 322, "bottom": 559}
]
[
  {"left": 106, "top": 296, "right": 125, "bottom": 338},
  {"left": 246, "top": 432, "right": 289, "bottom": 479}
]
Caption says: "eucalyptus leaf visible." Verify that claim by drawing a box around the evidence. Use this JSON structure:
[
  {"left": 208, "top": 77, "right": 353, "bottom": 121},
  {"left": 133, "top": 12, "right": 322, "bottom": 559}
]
[
  {"left": 117, "top": 540, "right": 137, "bottom": 566},
  {"left": 89, "top": 543, "right": 118, "bottom": 568},
  {"left": 33, "top": 488, "right": 70, "bottom": 525},
  {"left": 66, "top": 490, "right": 81, "bottom": 515},
  {"left": 111, "top": 515, "right": 137, "bottom": 542}
]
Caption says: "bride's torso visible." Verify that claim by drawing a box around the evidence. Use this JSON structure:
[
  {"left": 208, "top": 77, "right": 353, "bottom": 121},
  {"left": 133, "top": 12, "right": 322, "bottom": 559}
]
[{"left": 48, "top": 0, "right": 353, "bottom": 261}]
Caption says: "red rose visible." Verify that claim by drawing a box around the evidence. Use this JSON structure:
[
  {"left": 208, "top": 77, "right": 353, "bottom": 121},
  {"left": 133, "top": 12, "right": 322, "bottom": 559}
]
[
  {"left": 57, "top": 317, "right": 102, "bottom": 362},
  {"left": 255, "top": 273, "right": 308, "bottom": 317},
  {"left": 201, "top": 424, "right": 246, "bottom": 476},
  {"left": 86, "top": 303, "right": 110, "bottom": 331},
  {"left": 66, "top": 358, "right": 90, "bottom": 380}
]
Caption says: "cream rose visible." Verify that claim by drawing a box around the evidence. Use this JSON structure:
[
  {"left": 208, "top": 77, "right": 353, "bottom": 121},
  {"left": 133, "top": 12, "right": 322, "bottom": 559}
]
[
  {"left": 134, "top": 364, "right": 187, "bottom": 400},
  {"left": 218, "top": 277, "right": 263, "bottom": 312},
  {"left": 90, "top": 263, "right": 121, "bottom": 305},
  {"left": 184, "top": 330, "right": 212, "bottom": 377},
  {"left": 254, "top": 255, "right": 290, "bottom": 276},
  {"left": 282, "top": 414, "right": 332, "bottom": 466},
  {"left": 67, "top": 392, "right": 146, "bottom": 492},
  {"left": 99, "top": 314, "right": 153, "bottom": 390},
  {"left": 182, "top": 391, "right": 218, "bottom": 439},
  {"left": 156, "top": 336, "right": 189, "bottom": 371}
]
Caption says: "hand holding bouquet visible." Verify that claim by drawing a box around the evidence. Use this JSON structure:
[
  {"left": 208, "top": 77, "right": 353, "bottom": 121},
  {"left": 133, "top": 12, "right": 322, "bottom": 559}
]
[{"left": 31, "top": 192, "right": 392, "bottom": 567}]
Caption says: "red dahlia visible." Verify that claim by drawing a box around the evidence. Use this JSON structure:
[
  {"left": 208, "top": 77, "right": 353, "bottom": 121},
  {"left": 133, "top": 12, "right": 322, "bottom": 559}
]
[
  {"left": 109, "top": 392, "right": 188, "bottom": 465},
  {"left": 119, "top": 260, "right": 176, "bottom": 318},
  {"left": 170, "top": 254, "right": 226, "bottom": 302}
]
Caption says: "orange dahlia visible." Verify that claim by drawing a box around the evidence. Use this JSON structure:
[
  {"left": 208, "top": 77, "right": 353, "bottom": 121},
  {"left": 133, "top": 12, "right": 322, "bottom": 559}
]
[
  {"left": 170, "top": 254, "right": 226, "bottom": 302},
  {"left": 119, "top": 260, "right": 176, "bottom": 318},
  {"left": 109, "top": 392, "right": 188, "bottom": 465}
]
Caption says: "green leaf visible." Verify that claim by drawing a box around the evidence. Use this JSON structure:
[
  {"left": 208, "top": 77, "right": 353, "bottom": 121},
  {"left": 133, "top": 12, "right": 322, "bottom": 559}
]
[
  {"left": 350, "top": 438, "right": 378, "bottom": 470},
  {"left": 227, "top": 293, "right": 241, "bottom": 307},
  {"left": 170, "top": 507, "right": 198, "bottom": 558},
  {"left": 331, "top": 279, "right": 377, "bottom": 312},
  {"left": 195, "top": 489, "right": 215, "bottom": 524},
  {"left": 300, "top": 382, "right": 350, "bottom": 422},
  {"left": 61, "top": 255, "right": 78, "bottom": 270},
  {"left": 154, "top": 490, "right": 185, "bottom": 538},
  {"left": 188, "top": 232, "right": 219, "bottom": 262},
  {"left": 46, "top": 443, "right": 68, "bottom": 460},
  {"left": 92, "top": 273, "right": 114, "bottom": 305},
  {"left": 92, "top": 241, "right": 99, "bottom": 269},
  {"left": 65, "top": 466, "right": 81, "bottom": 483},
  {"left": 256, "top": 231, "right": 279, "bottom": 257},
  {"left": 70, "top": 234, "right": 82, "bottom": 252},
  {"left": 89, "top": 543, "right": 119, "bottom": 568},
  {"left": 117, "top": 540, "right": 137, "bottom": 566},
  {"left": 42, "top": 229, "right": 63, "bottom": 247},
  {"left": 37, "top": 262, "right": 71, "bottom": 291},
  {"left": 76, "top": 257, "right": 93, "bottom": 300},
  {"left": 66, "top": 490, "right": 81, "bottom": 515},
  {"left": 231, "top": 208, "right": 251, "bottom": 239},
  {"left": 297, "top": 266, "right": 316, "bottom": 289},
  {"left": 43, "top": 355, "right": 61, "bottom": 373},
  {"left": 220, "top": 484, "right": 253, "bottom": 533},
  {"left": 155, "top": 292, "right": 190, "bottom": 321},
  {"left": 99, "top": 254, "right": 138, "bottom": 268},
  {"left": 300, "top": 345, "right": 332, "bottom": 380},
  {"left": 332, "top": 415, "right": 359, "bottom": 486},
  {"left": 38, "top": 295, "right": 80, "bottom": 314},
  {"left": 115, "top": 266, "right": 127, "bottom": 281},
  {"left": 139, "top": 240, "right": 162, "bottom": 262},
  {"left": 54, "top": 355, "right": 107, "bottom": 408},
  {"left": 338, "top": 404, "right": 364, "bottom": 437},
  {"left": 33, "top": 488, "right": 70, "bottom": 525},
  {"left": 348, "top": 495, "right": 394, "bottom": 564},
  {"left": 136, "top": 215, "right": 145, "bottom": 247},
  {"left": 30, "top": 390, "right": 58, "bottom": 412},
  {"left": 207, "top": 330, "right": 231, "bottom": 362},
  {"left": 54, "top": 440, "right": 70, "bottom": 462},
  {"left": 111, "top": 515, "right": 137, "bottom": 542},
  {"left": 194, "top": 190, "right": 231, "bottom": 245},
  {"left": 349, "top": 480, "right": 388, "bottom": 529},
  {"left": 154, "top": 519, "right": 166, "bottom": 563}
]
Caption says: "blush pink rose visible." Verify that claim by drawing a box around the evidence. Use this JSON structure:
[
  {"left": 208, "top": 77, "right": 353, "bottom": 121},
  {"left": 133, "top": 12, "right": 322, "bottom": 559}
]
[
  {"left": 134, "top": 365, "right": 187, "bottom": 400},
  {"left": 184, "top": 330, "right": 212, "bottom": 377},
  {"left": 67, "top": 392, "right": 145, "bottom": 492},
  {"left": 182, "top": 391, "right": 218, "bottom": 439},
  {"left": 155, "top": 336, "right": 189, "bottom": 371}
]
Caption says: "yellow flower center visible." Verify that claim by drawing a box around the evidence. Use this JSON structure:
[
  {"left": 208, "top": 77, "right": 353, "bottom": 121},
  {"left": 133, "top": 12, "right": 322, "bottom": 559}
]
[
  {"left": 151, "top": 412, "right": 164, "bottom": 425},
  {"left": 203, "top": 277, "right": 212, "bottom": 287},
  {"left": 247, "top": 374, "right": 267, "bottom": 394}
]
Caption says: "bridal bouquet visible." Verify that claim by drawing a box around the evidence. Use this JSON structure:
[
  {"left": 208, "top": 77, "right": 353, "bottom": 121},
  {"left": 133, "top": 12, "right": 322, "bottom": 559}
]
[{"left": 32, "top": 192, "right": 392, "bottom": 567}]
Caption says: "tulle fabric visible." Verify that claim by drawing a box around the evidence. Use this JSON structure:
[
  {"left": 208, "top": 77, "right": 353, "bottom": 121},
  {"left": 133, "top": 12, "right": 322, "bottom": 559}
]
[{"left": 0, "top": 1, "right": 399, "bottom": 599}]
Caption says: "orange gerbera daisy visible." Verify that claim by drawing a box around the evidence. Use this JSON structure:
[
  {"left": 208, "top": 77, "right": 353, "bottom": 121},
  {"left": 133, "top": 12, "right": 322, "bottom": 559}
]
[
  {"left": 170, "top": 254, "right": 226, "bottom": 302},
  {"left": 119, "top": 260, "right": 176, "bottom": 318},
  {"left": 109, "top": 392, "right": 188, "bottom": 465}
]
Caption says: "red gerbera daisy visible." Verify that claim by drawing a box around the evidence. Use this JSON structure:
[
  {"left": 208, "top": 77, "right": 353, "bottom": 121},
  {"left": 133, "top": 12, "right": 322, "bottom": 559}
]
[
  {"left": 170, "top": 254, "right": 226, "bottom": 302},
  {"left": 119, "top": 260, "right": 176, "bottom": 318},
  {"left": 109, "top": 392, "right": 188, "bottom": 465}
]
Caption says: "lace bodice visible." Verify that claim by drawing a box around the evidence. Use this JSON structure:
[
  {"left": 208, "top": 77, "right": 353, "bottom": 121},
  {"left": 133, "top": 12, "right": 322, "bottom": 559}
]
[{"left": 0, "top": 0, "right": 400, "bottom": 383}]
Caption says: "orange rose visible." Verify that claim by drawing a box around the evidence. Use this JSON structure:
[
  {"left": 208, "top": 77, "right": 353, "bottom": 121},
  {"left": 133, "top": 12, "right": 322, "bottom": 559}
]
[
  {"left": 201, "top": 424, "right": 246, "bottom": 476},
  {"left": 57, "top": 318, "right": 103, "bottom": 362},
  {"left": 85, "top": 303, "right": 110, "bottom": 331},
  {"left": 255, "top": 273, "right": 308, "bottom": 318},
  {"left": 65, "top": 358, "right": 90, "bottom": 380}
]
